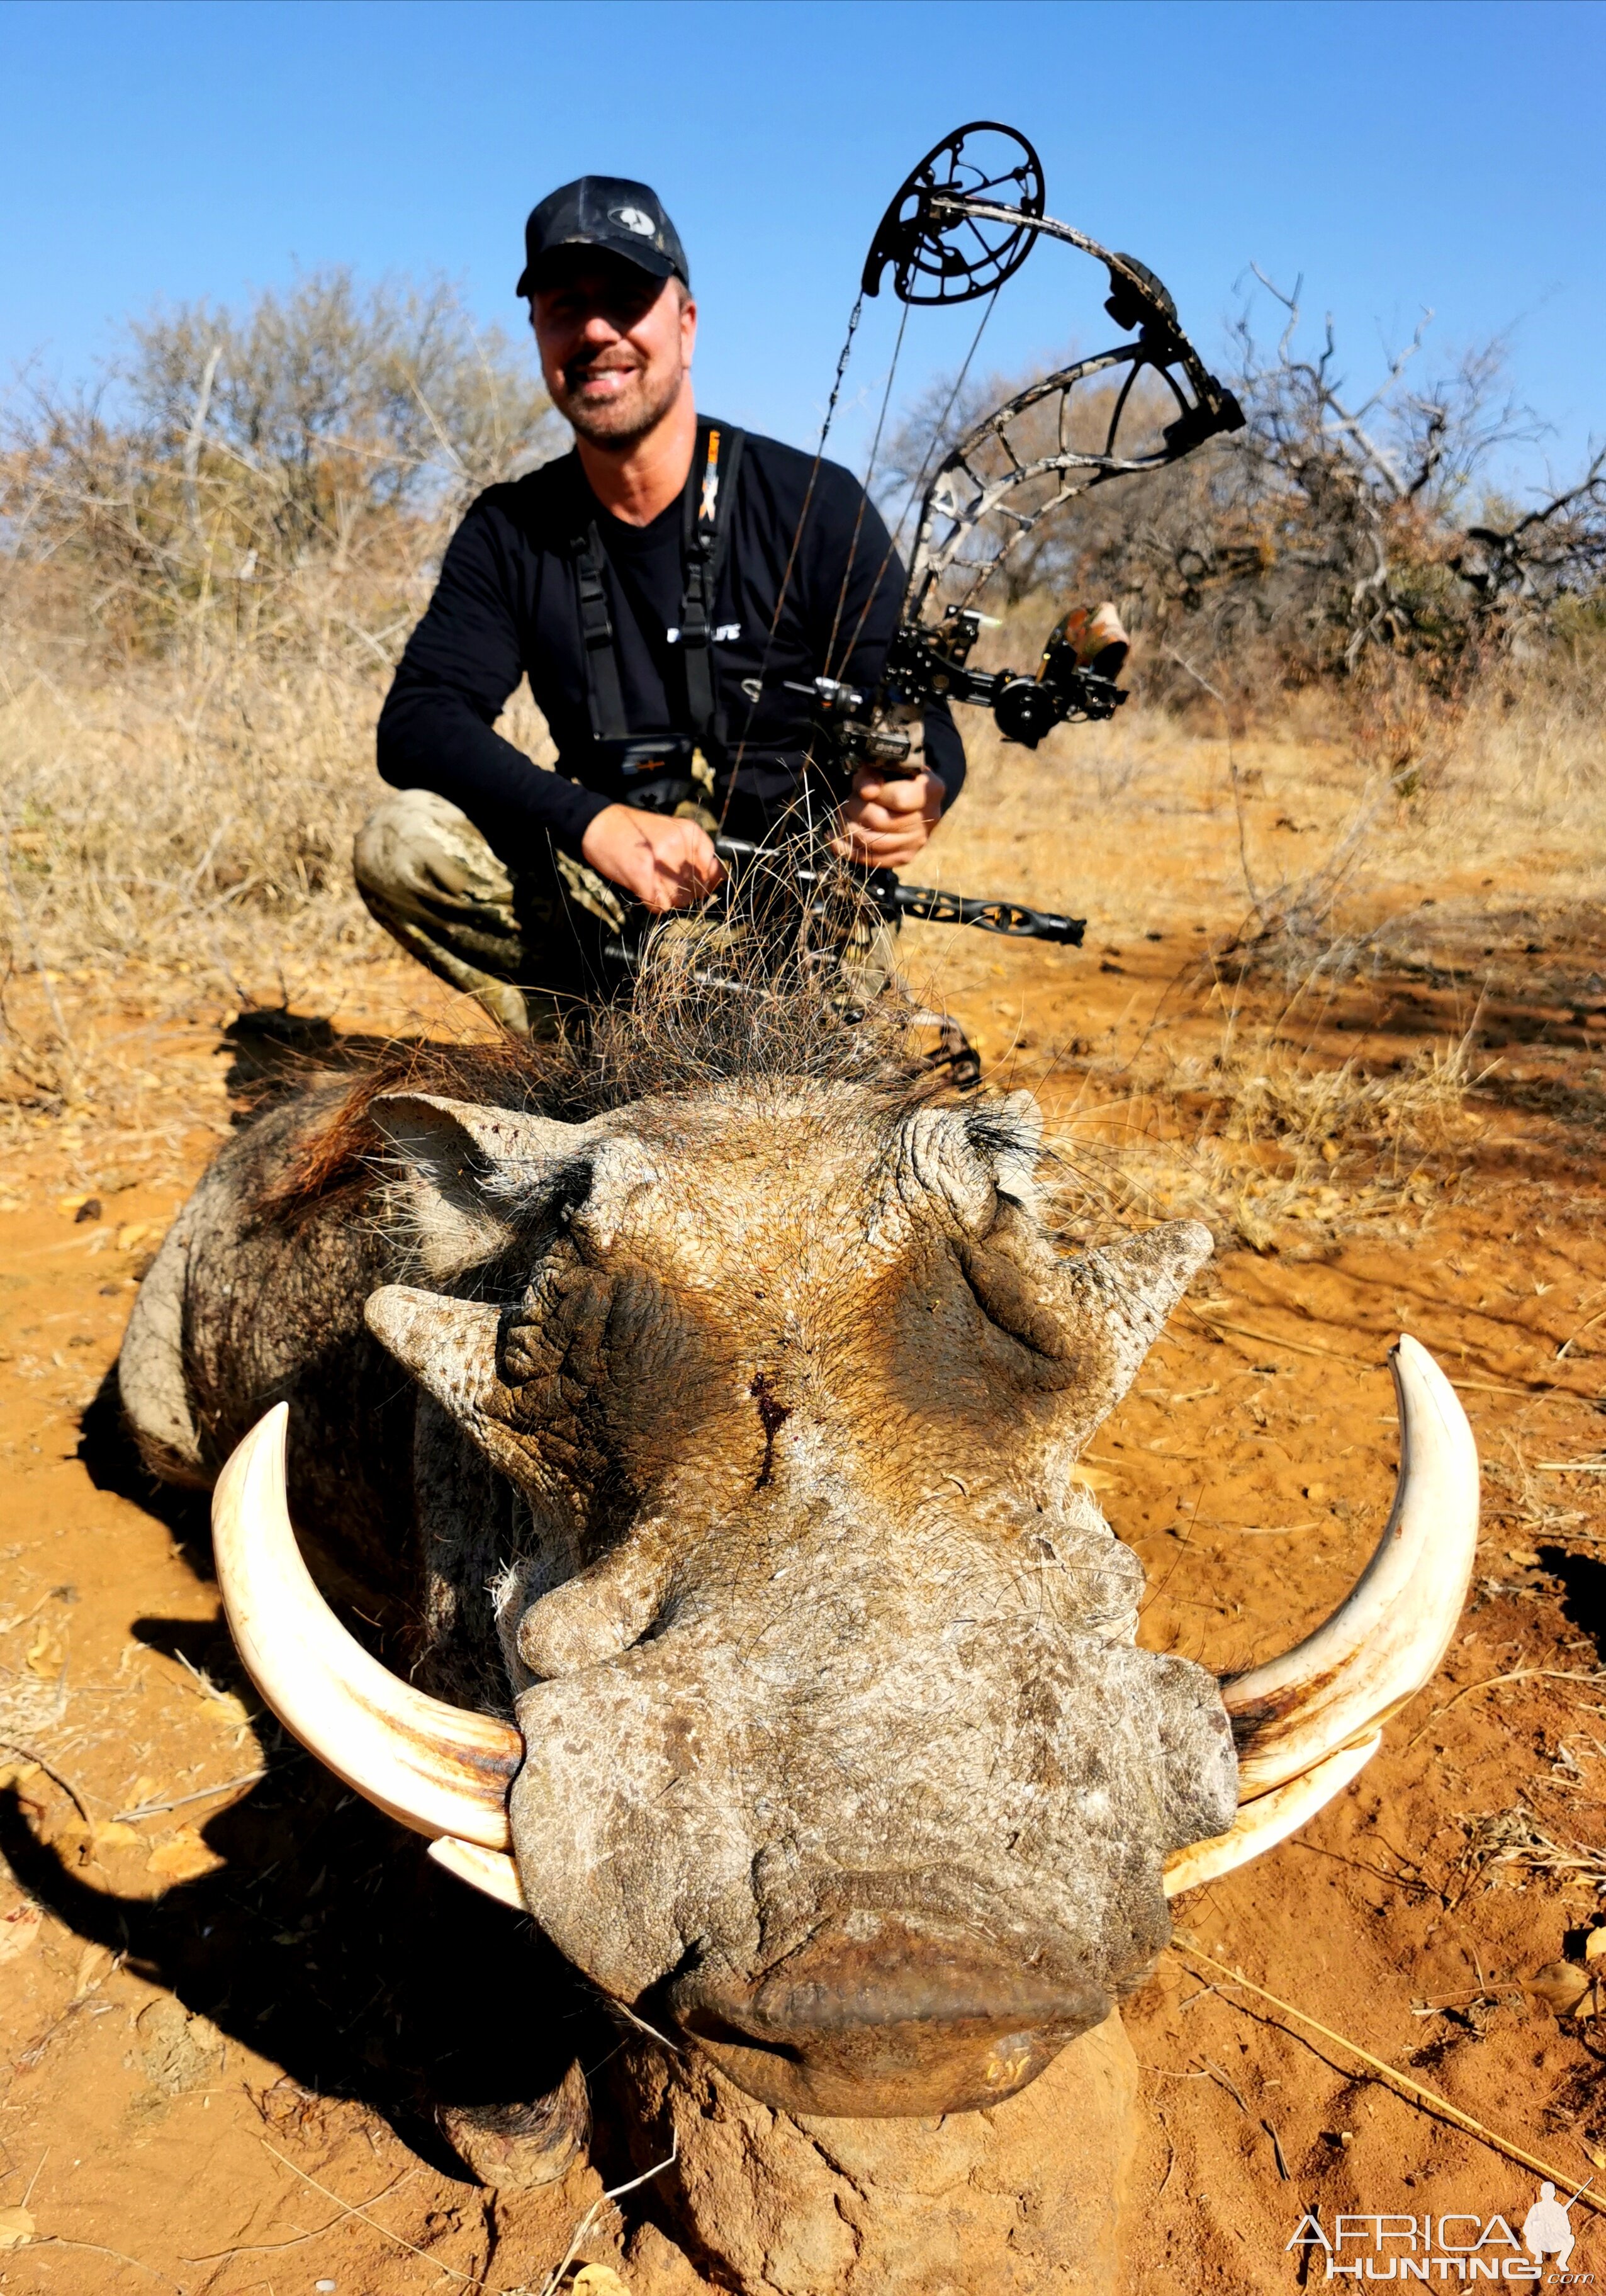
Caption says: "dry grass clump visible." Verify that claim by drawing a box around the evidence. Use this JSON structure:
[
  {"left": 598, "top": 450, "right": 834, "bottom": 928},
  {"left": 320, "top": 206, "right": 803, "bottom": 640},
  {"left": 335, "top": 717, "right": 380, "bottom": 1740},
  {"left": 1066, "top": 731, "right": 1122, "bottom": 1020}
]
[
  {"left": 3, "top": 636, "right": 374, "bottom": 967},
  {"left": 1, "top": 639, "right": 380, "bottom": 1120},
  {"left": 0, "top": 270, "right": 561, "bottom": 1125},
  {"left": 1388, "top": 654, "right": 1606, "bottom": 882},
  {"left": 1457, "top": 1805, "right": 1606, "bottom": 1900},
  {"left": 1052, "top": 1022, "right": 1481, "bottom": 1253},
  {"left": 0, "top": 651, "right": 556, "bottom": 1127},
  {"left": 1123, "top": 1029, "right": 1480, "bottom": 1250}
]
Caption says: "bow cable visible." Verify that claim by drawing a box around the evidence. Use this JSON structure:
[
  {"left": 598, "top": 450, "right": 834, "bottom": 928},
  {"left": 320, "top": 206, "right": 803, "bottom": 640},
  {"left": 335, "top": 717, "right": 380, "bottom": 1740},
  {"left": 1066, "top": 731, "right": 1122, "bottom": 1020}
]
[
  {"left": 826, "top": 280, "right": 1001, "bottom": 687},
  {"left": 717, "top": 288, "right": 869, "bottom": 830},
  {"left": 723, "top": 125, "right": 1039, "bottom": 820},
  {"left": 821, "top": 294, "right": 910, "bottom": 679}
]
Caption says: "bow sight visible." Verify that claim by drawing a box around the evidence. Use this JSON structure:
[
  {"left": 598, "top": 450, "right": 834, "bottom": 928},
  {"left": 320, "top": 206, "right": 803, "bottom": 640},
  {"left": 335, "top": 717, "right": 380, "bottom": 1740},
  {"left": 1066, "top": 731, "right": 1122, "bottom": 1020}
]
[
  {"left": 810, "top": 602, "right": 1132, "bottom": 759},
  {"left": 803, "top": 121, "right": 1244, "bottom": 773}
]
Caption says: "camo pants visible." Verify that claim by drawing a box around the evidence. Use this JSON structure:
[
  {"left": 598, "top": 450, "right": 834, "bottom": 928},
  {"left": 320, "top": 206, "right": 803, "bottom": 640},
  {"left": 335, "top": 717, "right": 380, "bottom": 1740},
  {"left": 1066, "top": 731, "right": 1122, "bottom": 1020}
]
[
  {"left": 352, "top": 789, "right": 900, "bottom": 1038},
  {"left": 353, "top": 791, "right": 628, "bottom": 1036}
]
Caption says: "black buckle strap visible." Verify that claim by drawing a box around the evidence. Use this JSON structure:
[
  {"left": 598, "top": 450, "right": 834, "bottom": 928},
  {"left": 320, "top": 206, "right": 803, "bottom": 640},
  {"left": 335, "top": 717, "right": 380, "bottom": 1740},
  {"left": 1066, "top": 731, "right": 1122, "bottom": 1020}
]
[
  {"left": 570, "top": 521, "right": 631, "bottom": 745},
  {"left": 678, "top": 422, "right": 744, "bottom": 749},
  {"left": 568, "top": 420, "right": 744, "bottom": 758}
]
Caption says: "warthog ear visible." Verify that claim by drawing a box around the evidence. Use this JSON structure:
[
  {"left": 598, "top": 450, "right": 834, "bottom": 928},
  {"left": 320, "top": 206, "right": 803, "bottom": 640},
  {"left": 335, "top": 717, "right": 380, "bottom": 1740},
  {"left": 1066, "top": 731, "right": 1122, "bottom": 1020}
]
[
  {"left": 371, "top": 1093, "right": 597, "bottom": 1277},
  {"left": 373, "top": 1095, "right": 656, "bottom": 1263},
  {"left": 897, "top": 1091, "right": 1044, "bottom": 1231},
  {"left": 373, "top": 1092, "right": 594, "bottom": 1190}
]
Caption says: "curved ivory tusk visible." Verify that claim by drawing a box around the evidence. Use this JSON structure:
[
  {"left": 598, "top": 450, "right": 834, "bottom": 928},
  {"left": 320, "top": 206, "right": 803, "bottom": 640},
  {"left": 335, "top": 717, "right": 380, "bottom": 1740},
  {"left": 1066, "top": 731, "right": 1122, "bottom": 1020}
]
[
  {"left": 1224, "top": 1336, "right": 1478, "bottom": 1801},
  {"left": 429, "top": 1835, "right": 527, "bottom": 1910},
  {"left": 1164, "top": 1733, "right": 1379, "bottom": 1898},
  {"left": 212, "top": 1405, "right": 522, "bottom": 1849}
]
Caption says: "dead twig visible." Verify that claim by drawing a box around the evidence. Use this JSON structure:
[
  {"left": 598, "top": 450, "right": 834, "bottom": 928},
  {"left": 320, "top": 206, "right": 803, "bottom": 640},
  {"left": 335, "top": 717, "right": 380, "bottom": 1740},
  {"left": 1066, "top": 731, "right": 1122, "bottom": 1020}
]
[
  {"left": 1190, "top": 1307, "right": 1369, "bottom": 1364},
  {"left": 30, "top": 2236, "right": 179, "bottom": 2288},
  {"left": 1172, "top": 1941, "right": 1606, "bottom": 2210},
  {"left": 1189, "top": 1305, "right": 1579, "bottom": 1397},
  {"left": 1556, "top": 1296, "right": 1606, "bottom": 1362},
  {"left": 1407, "top": 1669, "right": 1606, "bottom": 1748},
  {"left": 1202, "top": 2056, "right": 1250, "bottom": 2113},
  {"left": 184, "top": 2168, "right": 412, "bottom": 2261},
  {"left": 1155, "top": 2107, "right": 1176, "bottom": 2201},
  {"left": 1263, "top": 2118, "right": 1292, "bottom": 2180},
  {"left": 0, "top": 1737, "right": 93, "bottom": 1825},
  {"left": 536, "top": 2146, "right": 680, "bottom": 2296},
  {"left": 261, "top": 2143, "right": 476, "bottom": 2283},
  {"left": 113, "top": 1770, "right": 266, "bottom": 1824}
]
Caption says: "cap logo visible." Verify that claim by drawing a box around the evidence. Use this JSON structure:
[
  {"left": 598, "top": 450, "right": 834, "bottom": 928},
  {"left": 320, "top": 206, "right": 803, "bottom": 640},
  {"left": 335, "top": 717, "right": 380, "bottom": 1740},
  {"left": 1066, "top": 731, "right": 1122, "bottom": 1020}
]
[{"left": 612, "top": 205, "right": 656, "bottom": 237}]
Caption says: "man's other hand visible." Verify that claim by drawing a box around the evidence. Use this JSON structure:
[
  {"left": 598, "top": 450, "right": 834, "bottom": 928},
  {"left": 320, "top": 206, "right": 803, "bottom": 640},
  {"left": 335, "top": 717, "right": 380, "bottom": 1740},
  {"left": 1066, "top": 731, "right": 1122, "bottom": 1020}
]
[
  {"left": 831, "top": 767, "right": 945, "bottom": 871},
  {"left": 580, "top": 804, "right": 724, "bottom": 913}
]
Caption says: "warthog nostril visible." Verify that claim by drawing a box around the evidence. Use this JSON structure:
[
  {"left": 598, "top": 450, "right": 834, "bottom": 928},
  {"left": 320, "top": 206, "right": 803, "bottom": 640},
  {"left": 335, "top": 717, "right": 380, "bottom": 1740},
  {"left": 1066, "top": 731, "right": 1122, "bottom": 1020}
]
[{"left": 665, "top": 1914, "right": 1108, "bottom": 2118}]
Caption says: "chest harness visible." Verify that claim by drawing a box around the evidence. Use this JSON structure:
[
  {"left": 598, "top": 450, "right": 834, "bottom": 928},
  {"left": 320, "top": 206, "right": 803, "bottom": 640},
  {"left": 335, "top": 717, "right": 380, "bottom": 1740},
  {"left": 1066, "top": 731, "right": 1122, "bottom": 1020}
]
[{"left": 568, "top": 419, "right": 746, "bottom": 816}]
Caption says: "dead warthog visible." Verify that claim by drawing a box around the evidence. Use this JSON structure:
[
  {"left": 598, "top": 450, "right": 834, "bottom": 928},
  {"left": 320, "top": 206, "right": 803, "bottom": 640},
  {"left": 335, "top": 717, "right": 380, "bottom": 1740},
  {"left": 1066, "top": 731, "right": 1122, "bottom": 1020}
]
[{"left": 118, "top": 988, "right": 1476, "bottom": 2292}]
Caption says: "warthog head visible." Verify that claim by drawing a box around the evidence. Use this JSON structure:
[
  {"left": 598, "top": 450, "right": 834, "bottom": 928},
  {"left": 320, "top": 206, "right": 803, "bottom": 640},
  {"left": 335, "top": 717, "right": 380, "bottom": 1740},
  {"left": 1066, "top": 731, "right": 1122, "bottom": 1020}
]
[{"left": 213, "top": 1076, "right": 1477, "bottom": 2117}]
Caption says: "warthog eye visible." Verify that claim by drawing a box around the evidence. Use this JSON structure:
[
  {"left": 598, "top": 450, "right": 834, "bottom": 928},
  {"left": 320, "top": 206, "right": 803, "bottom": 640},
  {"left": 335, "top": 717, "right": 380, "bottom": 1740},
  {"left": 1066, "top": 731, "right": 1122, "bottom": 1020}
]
[
  {"left": 955, "top": 1238, "right": 1079, "bottom": 1383},
  {"left": 491, "top": 1256, "right": 726, "bottom": 1497}
]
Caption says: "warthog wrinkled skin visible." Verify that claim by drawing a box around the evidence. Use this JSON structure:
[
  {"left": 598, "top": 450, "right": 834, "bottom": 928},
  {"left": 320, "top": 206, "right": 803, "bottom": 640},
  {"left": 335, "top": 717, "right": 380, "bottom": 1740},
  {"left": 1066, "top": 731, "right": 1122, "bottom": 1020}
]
[{"left": 120, "top": 1041, "right": 1236, "bottom": 2276}]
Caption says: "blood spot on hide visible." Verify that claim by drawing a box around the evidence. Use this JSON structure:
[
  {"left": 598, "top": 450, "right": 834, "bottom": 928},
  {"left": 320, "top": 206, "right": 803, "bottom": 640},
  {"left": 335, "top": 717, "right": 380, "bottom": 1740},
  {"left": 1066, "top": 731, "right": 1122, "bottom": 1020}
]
[{"left": 749, "top": 1372, "right": 792, "bottom": 1491}]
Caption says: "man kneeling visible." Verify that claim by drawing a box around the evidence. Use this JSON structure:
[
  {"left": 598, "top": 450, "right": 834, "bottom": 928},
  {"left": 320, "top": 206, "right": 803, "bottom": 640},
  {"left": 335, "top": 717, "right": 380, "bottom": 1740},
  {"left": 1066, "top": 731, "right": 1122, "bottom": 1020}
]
[{"left": 359, "top": 173, "right": 964, "bottom": 1035}]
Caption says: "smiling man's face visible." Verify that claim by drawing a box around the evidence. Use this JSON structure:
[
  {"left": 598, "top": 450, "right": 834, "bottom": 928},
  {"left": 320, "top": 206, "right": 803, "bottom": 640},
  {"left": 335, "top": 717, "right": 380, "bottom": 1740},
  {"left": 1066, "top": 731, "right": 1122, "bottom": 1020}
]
[{"left": 531, "top": 257, "right": 696, "bottom": 449}]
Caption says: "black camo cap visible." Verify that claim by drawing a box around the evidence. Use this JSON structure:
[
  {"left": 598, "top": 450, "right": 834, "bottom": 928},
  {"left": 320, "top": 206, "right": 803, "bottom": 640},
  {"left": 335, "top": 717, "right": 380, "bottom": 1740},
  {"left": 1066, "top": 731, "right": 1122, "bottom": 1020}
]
[{"left": 517, "top": 176, "right": 688, "bottom": 297}]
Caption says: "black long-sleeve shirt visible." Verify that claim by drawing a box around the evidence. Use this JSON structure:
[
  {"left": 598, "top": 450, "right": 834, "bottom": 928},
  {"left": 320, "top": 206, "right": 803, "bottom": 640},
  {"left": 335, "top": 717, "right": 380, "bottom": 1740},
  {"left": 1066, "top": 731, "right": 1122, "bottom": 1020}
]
[{"left": 376, "top": 422, "right": 965, "bottom": 858}]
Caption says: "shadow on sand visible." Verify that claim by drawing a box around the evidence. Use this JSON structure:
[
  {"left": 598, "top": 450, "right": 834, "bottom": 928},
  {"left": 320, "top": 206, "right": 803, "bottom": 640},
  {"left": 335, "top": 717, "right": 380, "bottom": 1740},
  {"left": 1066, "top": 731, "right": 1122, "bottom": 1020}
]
[{"left": 16, "top": 1342, "right": 612, "bottom": 2176}]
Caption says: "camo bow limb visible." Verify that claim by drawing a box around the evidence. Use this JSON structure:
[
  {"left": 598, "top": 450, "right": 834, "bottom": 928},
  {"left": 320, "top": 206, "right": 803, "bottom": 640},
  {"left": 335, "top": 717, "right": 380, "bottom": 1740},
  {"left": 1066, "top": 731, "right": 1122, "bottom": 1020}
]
[{"left": 859, "top": 123, "right": 1246, "bottom": 633}]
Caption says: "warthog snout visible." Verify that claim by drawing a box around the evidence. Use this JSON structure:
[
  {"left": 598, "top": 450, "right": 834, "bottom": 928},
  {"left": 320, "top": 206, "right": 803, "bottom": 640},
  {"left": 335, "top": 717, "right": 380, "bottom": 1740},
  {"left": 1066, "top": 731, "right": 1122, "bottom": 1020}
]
[{"left": 666, "top": 1910, "right": 1109, "bottom": 2117}]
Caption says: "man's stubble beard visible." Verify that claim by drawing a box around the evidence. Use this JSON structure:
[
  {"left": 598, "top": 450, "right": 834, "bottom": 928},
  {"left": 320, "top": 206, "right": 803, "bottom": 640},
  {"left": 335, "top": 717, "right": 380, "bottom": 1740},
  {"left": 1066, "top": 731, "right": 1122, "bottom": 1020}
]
[{"left": 559, "top": 356, "right": 686, "bottom": 449}]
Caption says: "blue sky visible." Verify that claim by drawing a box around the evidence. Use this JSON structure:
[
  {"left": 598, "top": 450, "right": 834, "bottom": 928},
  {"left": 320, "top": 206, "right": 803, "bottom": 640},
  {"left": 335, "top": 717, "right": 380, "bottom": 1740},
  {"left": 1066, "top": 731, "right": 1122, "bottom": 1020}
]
[{"left": 3, "top": 0, "right": 1600, "bottom": 499}]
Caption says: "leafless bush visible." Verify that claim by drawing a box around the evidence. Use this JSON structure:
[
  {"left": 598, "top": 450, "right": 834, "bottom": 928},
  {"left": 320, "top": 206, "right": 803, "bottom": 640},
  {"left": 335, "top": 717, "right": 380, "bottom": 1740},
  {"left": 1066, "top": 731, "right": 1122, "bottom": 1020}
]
[
  {"left": 882, "top": 275, "right": 1606, "bottom": 706},
  {"left": 0, "top": 271, "right": 559, "bottom": 1115},
  {"left": 1, "top": 267, "right": 558, "bottom": 673}
]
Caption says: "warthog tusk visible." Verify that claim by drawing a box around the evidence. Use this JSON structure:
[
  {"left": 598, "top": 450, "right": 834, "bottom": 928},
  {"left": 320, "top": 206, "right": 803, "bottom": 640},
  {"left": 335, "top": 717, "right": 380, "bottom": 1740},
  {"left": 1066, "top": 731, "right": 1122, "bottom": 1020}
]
[
  {"left": 429, "top": 1835, "right": 527, "bottom": 1909},
  {"left": 1164, "top": 1339, "right": 1475, "bottom": 1894},
  {"left": 216, "top": 1336, "right": 1474, "bottom": 1913},
  {"left": 1221, "top": 1336, "right": 1478, "bottom": 1804},
  {"left": 1163, "top": 1733, "right": 1380, "bottom": 1897},
  {"left": 211, "top": 1404, "right": 522, "bottom": 1849}
]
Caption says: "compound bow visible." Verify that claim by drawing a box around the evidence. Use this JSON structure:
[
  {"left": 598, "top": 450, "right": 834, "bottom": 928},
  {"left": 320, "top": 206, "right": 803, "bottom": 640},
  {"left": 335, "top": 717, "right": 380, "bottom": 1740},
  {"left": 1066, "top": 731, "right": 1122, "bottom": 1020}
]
[{"left": 795, "top": 120, "right": 1244, "bottom": 768}]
